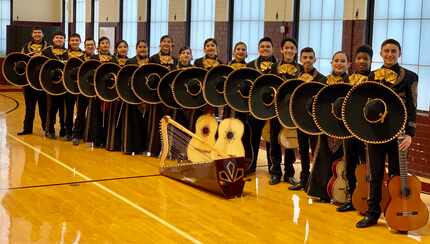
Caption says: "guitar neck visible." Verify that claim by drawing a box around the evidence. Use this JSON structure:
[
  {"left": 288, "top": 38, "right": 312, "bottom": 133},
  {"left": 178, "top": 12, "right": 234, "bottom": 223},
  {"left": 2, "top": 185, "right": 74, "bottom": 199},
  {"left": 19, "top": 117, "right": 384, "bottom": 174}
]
[{"left": 398, "top": 136, "right": 409, "bottom": 189}]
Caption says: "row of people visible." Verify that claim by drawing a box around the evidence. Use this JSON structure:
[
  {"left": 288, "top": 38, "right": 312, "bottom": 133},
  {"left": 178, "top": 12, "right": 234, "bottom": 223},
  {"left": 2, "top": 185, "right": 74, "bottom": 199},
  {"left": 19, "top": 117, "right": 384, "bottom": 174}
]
[{"left": 18, "top": 27, "right": 417, "bottom": 229}]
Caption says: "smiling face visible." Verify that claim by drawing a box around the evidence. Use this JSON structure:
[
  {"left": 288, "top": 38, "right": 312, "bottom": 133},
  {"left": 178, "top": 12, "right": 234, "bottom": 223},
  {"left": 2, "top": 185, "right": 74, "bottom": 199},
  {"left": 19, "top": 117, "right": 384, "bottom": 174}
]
[
  {"left": 32, "top": 29, "right": 44, "bottom": 43},
  {"left": 160, "top": 37, "right": 173, "bottom": 54},
  {"left": 136, "top": 41, "right": 148, "bottom": 58},
  {"left": 179, "top": 49, "right": 192, "bottom": 64},
  {"left": 258, "top": 41, "right": 273, "bottom": 58},
  {"left": 204, "top": 41, "right": 217, "bottom": 58},
  {"left": 52, "top": 35, "right": 65, "bottom": 48},
  {"left": 99, "top": 39, "right": 110, "bottom": 53},
  {"left": 69, "top": 37, "right": 81, "bottom": 50},
  {"left": 281, "top": 41, "right": 297, "bottom": 63},
  {"left": 331, "top": 52, "right": 349, "bottom": 75},
  {"left": 300, "top": 51, "right": 316, "bottom": 71},
  {"left": 117, "top": 42, "right": 128, "bottom": 57},
  {"left": 354, "top": 52, "right": 371, "bottom": 74},
  {"left": 233, "top": 43, "right": 247, "bottom": 61},
  {"left": 380, "top": 43, "right": 400, "bottom": 67},
  {"left": 84, "top": 40, "right": 96, "bottom": 56}
]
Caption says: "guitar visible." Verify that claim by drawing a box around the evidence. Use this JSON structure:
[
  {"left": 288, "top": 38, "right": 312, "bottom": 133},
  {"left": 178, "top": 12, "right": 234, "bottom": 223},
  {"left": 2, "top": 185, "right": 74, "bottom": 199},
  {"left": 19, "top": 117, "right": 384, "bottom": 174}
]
[
  {"left": 385, "top": 135, "right": 429, "bottom": 231},
  {"left": 262, "top": 121, "right": 270, "bottom": 142},
  {"left": 211, "top": 118, "right": 245, "bottom": 160},
  {"left": 351, "top": 144, "right": 390, "bottom": 215},
  {"left": 327, "top": 142, "right": 348, "bottom": 203},
  {"left": 187, "top": 114, "right": 218, "bottom": 163},
  {"left": 278, "top": 128, "right": 298, "bottom": 149}
]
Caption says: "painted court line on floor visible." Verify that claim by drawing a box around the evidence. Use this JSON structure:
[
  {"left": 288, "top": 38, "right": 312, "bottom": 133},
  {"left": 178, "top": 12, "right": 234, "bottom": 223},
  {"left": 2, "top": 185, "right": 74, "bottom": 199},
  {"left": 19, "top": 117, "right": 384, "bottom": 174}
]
[{"left": 8, "top": 133, "right": 202, "bottom": 244}]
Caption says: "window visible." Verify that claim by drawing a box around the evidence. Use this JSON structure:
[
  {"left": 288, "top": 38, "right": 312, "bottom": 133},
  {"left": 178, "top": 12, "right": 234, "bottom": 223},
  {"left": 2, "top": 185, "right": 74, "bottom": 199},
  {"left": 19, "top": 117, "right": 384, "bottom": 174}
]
[
  {"left": 372, "top": 0, "right": 430, "bottom": 111},
  {"left": 190, "top": 0, "right": 215, "bottom": 59},
  {"left": 298, "top": 0, "right": 344, "bottom": 75},
  {"left": 0, "top": 0, "right": 10, "bottom": 56},
  {"left": 123, "top": 0, "right": 138, "bottom": 57},
  {"left": 64, "top": 0, "right": 70, "bottom": 48},
  {"left": 76, "top": 0, "right": 86, "bottom": 49},
  {"left": 232, "top": 0, "right": 265, "bottom": 61},
  {"left": 94, "top": 0, "right": 99, "bottom": 44},
  {"left": 149, "top": 0, "right": 169, "bottom": 56}
]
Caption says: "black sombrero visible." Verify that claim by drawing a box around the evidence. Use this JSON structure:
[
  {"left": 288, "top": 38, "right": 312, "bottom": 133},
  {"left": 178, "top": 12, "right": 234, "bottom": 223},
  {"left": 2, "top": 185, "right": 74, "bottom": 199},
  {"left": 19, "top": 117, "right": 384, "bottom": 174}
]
[
  {"left": 131, "top": 63, "right": 169, "bottom": 104},
  {"left": 63, "top": 57, "right": 83, "bottom": 95},
  {"left": 224, "top": 68, "right": 262, "bottom": 112},
  {"left": 94, "top": 62, "right": 121, "bottom": 102},
  {"left": 2, "top": 52, "right": 30, "bottom": 87},
  {"left": 158, "top": 69, "right": 181, "bottom": 109},
  {"left": 39, "top": 59, "right": 67, "bottom": 96},
  {"left": 26, "top": 55, "right": 49, "bottom": 91},
  {"left": 77, "top": 59, "right": 101, "bottom": 98},
  {"left": 342, "top": 81, "right": 406, "bottom": 144},
  {"left": 116, "top": 64, "right": 141, "bottom": 104},
  {"left": 249, "top": 74, "right": 284, "bottom": 120},
  {"left": 203, "top": 64, "right": 234, "bottom": 107},
  {"left": 290, "top": 81, "right": 326, "bottom": 135},
  {"left": 313, "top": 83, "right": 353, "bottom": 139},
  {"left": 172, "top": 67, "right": 208, "bottom": 109},
  {"left": 275, "top": 79, "right": 303, "bottom": 128}
]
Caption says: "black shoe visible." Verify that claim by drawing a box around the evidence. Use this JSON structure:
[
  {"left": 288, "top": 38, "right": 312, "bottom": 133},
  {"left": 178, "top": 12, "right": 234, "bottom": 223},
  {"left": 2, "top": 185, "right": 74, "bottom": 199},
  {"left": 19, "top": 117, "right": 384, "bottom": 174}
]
[
  {"left": 63, "top": 134, "right": 73, "bottom": 141},
  {"left": 288, "top": 183, "right": 304, "bottom": 191},
  {"left": 17, "top": 130, "right": 32, "bottom": 135},
  {"left": 72, "top": 137, "right": 80, "bottom": 145},
  {"left": 337, "top": 202, "right": 355, "bottom": 212},
  {"left": 46, "top": 132, "right": 56, "bottom": 139},
  {"left": 269, "top": 175, "right": 281, "bottom": 185},
  {"left": 284, "top": 176, "right": 299, "bottom": 185},
  {"left": 356, "top": 215, "right": 379, "bottom": 228}
]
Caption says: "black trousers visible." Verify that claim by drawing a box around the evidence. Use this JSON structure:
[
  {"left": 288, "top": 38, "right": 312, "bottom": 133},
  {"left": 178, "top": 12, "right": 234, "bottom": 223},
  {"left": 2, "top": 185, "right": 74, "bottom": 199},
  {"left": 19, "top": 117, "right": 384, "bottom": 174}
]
[
  {"left": 344, "top": 138, "right": 366, "bottom": 196},
  {"left": 367, "top": 140, "right": 400, "bottom": 217},
  {"left": 72, "top": 95, "right": 89, "bottom": 139},
  {"left": 247, "top": 116, "right": 272, "bottom": 172},
  {"left": 269, "top": 118, "right": 296, "bottom": 178},
  {"left": 46, "top": 94, "right": 65, "bottom": 134},
  {"left": 64, "top": 93, "right": 76, "bottom": 135},
  {"left": 297, "top": 130, "right": 317, "bottom": 185},
  {"left": 22, "top": 86, "right": 47, "bottom": 132}
]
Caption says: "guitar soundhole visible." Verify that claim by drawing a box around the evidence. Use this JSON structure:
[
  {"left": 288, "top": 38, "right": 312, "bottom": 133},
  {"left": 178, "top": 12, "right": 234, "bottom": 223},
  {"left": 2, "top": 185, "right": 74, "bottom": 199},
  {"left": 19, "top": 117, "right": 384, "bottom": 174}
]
[
  {"left": 401, "top": 187, "right": 411, "bottom": 198},
  {"left": 226, "top": 131, "right": 234, "bottom": 140},
  {"left": 202, "top": 127, "right": 209, "bottom": 135}
]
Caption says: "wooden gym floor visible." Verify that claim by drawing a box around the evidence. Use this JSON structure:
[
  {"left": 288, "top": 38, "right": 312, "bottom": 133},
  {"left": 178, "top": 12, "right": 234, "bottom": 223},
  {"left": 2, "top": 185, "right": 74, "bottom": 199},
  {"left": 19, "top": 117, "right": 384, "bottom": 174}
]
[{"left": 0, "top": 92, "right": 430, "bottom": 243}]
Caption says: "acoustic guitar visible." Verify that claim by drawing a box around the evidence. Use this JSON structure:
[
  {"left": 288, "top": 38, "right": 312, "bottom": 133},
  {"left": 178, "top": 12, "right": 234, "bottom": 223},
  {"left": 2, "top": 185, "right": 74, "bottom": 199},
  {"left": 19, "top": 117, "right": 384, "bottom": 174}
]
[
  {"left": 327, "top": 142, "right": 348, "bottom": 203},
  {"left": 352, "top": 145, "right": 390, "bottom": 215},
  {"left": 211, "top": 118, "right": 245, "bottom": 160},
  {"left": 278, "top": 128, "right": 299, "bottom": 149},
  {"left": 187, "top": 114, "right": 218, "bottom": 163},
  {"left": 385, "top": 135, "right": 429, "bottom": 231}
]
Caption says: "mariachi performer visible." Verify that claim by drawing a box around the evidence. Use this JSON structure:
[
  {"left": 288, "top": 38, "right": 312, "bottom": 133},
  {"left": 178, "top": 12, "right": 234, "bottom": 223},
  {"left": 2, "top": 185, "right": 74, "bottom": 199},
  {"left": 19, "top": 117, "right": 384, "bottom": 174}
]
[
  {"left": 229, "top": 41, "right": 247, "bottom": 70},
  {"left": 289, "top": 47, "right": 326, "bottom": 190},
  {"left": 42, "top": 31, "right": 68, "bottom": 139},
  {"left": 246, "top": 37, "right": 277, "bottom": 175},
  {"left": 85, "top": 36, "right": 118, "bottom": 147},
  {"left": 194, "top": 38, "right": 222, "bottom": 69},
  {"left": 355, "top": 39, "right": 418, "bottom": 228},
  {"left": 72, "top": 38, "right": 96, "bottom": 145},
  {"left": 177, "top": 46, "right": 193, "bottom": 69},
  {"left": 105, "top": 40, "right": 129, "bottom": 151},
  {"left": 18, "top": 26, "right": 49, "bottom": 135},
  {"left": 305, "top": 51, "right": 350, "bottom": 202},
  {"left": 121, "top": 39, "right": 151, "bottom": 154},
  {"left": 336, "top": 45, "right": 372, "bottom": 212}
]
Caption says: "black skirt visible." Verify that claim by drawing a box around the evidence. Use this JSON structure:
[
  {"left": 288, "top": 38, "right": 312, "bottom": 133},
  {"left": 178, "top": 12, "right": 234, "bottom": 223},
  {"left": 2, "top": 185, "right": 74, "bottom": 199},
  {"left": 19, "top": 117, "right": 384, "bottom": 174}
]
[
  {"left": 106, "top": 100, "right": 124, "bottom": 151},
  {"left": 122, "top": 104, "right": 147, "bottom": 154}
]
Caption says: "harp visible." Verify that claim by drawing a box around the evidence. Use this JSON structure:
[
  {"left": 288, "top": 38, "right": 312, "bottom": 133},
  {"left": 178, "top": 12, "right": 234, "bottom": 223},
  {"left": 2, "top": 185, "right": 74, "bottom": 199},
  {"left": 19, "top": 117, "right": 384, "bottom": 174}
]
[{"left": 159, "top": 116, "right": 249, "bottom": 198}]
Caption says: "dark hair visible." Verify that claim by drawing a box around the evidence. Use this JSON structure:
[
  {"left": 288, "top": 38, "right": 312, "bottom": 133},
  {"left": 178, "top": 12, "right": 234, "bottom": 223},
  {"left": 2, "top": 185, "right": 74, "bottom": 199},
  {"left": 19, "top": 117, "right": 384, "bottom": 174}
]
[
  {"left": 52, "top": 31, "right": 65, "bottom": 39},
  {"left": 381, "top": 38, "right": 401, "bottom": 53},
  {"left": 32, "top": 26, "right": 43, "bottom": 32},
  {"left": 115, "top": 40, "right": 128, "bottom": 50},
  {"left": 203, "top": 38, "right": 217, "bottom": 48},
  {"left": 355, "top": 44, "right": 373, "bottom": 59},
  {"left": 136, "top": 39, "right": 147, "bottom": 49},
  {"left": 160, "top": 35, "right": 172, "bottom": 43},
  {"left": 331, "top": 51, "right": 348, "bottom": 61},
  {"left": 69, "top": 33, "right": 81, "bottom": 40},
  {"left": 233, "top": 41, "right": 247, "bottom": 50},
  {"left": 300, "top": 47, "right": 316, "bottom": 57},
  {"left": 281, "top": 37, "right": 297, "bottom": 49},
  {"left": 84, "top": 38, "right": 95, "bottom": 46},
  {"left": 98, "top": 36, "right": 110, "bottom": 46},
  {"left": 178, "top": 46, "right": 191, "bottom": 55},
  {"left": 258, "top": 37, "right": 273, "bottom": 47}
]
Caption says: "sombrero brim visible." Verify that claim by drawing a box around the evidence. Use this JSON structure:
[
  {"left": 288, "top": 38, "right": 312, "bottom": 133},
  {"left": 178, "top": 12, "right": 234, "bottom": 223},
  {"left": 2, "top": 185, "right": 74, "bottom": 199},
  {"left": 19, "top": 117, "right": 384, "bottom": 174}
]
[
  {"left": 78, "top": 60, "right": 101, "bottom": 98},
  {"left": 39, "top": 59, "right": 66, "bottom": 96},
  {"left": 224, "top": 68, "right": 262, "bottom": 112},
  {"left": 131, "top": 63, "right": 169, "bottom": 104},
  {"left": 275, "top": 79, "right": 303, "bottom": 128},
  {"left": 63, "top": 57, "right": 83, "bottom": 95},
  {"left": 2, "top": 52, "right": 30, "bottom": 87},
  {"left": 290, "top": 81, "right": 326, "bottom": 135},
  {"left": 94, "top": 62, "right": 121, "bottom": 102},
  {"left": 158, "top": 69, "right": 181, "bottom": 109},
  {"left": 313, "top": 83, "right": 353, "bottom": 139},
  {"left": 249, "top": 74, "right": 284, "bottom": 120},
  {"left": 203, "top": 64, "right": 234, "bottom": 107},
  {"left": 172, "top": 67, "right": 207, "bottom": 109},
  {"left": 342, "top": 81, "right": 406, "bottom": 144},
  {"left": 116, "top": 65, "right": 141, "bottom": 104}
]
